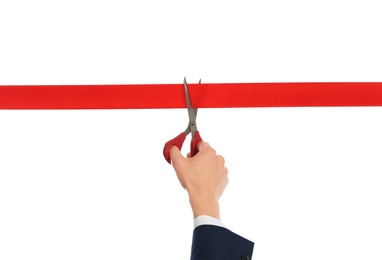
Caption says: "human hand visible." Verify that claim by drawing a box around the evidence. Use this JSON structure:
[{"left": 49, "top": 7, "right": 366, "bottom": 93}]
[{"left": 169, "top": 142, "right": 228, "bottom": 219}]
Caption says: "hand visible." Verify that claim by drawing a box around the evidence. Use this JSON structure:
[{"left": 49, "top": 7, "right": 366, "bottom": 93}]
[{"left": 169, "top": 142, "right": 228, "bottom": 219}]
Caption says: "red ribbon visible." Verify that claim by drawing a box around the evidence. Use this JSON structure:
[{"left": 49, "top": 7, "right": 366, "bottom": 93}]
[{"left": 1, "top": 82, "right": 382, "bottom": 109}]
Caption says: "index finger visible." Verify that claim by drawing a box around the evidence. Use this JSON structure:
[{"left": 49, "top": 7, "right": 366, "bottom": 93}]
[{"left": 197, "top": 141, "right": 211, "bottom": 152}]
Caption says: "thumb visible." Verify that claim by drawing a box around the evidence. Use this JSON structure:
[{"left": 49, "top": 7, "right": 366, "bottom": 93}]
[{"left": 169, "top": 145, "right": 185, "bottom": 164}]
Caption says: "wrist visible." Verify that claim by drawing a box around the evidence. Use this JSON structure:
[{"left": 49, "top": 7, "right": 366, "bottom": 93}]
[{"left": 189, "top": 195, "right": 220, "bottom": 219}]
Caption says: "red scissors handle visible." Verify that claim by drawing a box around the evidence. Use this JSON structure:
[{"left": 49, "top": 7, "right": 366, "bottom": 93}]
[
  {"left": 163, "top": 132, "right": 186, "bottom": 164},
  {"left": 190, "top": 131, "right": 203, "bottom": 157},
  {"left": 163, "top": 131, "right": 203, "bottom": 164}
]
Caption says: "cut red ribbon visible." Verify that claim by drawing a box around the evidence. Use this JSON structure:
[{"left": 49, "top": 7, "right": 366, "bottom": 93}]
[{"left": 0, "top": 82, "right": 382, "bottom": 109}]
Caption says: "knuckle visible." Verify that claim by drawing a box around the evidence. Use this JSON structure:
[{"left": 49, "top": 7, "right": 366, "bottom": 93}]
[
  {"left": 217, "top": 155, "right": 225, "bottom": 165},
  {"left": 206, "top": 147, "right": 216, "bottom": 157}
]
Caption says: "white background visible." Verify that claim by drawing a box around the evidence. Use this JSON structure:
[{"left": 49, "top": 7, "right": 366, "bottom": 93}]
[{"left": 1, "top": 0, "right": 382, "bottom": 259}]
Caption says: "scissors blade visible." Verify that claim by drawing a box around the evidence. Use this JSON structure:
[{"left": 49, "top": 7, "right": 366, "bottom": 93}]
[
  {"left": 183, "top": 78, "right": 198, "bottom": 137},
  {"left": 183, "top": 78, "right": 197, "bottom": 121}
]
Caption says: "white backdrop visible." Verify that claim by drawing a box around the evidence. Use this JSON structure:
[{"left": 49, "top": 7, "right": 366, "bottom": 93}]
[{"left": 1, "top": 1, "right": 382, "bottom": 259}]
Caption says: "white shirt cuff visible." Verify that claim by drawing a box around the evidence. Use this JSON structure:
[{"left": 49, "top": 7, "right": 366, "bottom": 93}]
[{"left": 193, "top": 215, "right": 226, "bottom": 229}]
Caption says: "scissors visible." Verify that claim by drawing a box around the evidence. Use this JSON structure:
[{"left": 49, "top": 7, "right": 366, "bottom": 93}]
[{"left": 163, "top": 78, "right": 203, "bottom": 164}]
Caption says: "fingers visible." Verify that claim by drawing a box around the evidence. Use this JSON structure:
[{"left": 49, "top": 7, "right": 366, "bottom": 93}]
[
  {"left": 184, "top": 142, "right": 225, "bottom": 171},
  {"left": 172, "top": 141, "right": 209, "bottom": 160},
  {"left": 217, "top": 155, "right": 225, "bottom": 166},
  {"left": 197, "top": 143, "right": 227, "bottom": 176},
  {"left": 197, "top": 141, "right": 210, "bottom": 152}
]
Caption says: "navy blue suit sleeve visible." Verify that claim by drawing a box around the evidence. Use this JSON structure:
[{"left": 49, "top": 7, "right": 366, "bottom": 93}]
[{"left": 191, "top": 225, "right": 254, "bottom": 260}]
